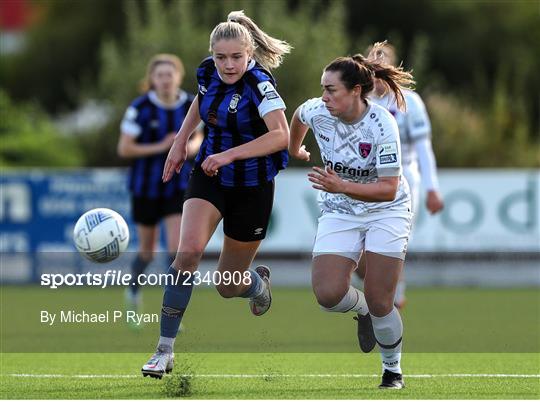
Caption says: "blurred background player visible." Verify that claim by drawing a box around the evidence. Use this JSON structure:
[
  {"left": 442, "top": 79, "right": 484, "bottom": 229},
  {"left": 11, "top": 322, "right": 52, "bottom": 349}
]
[
  {"left": 289, "top": 44, "right": 414, "bottom": 388},
  {"left": 141, "top": 11, "right": 291, "bottom": 378},
  {"left": 355, "top": 42, "right": 444, "bottom": 309},
  {"left": 117, "top": 54, "right": 202, "bottom": 312}
]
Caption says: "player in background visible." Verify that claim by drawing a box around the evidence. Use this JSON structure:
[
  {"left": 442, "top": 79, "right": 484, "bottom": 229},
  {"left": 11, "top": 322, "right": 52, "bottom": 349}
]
[
  {"left": 289, "top": 43, "right": 414, "bottom": 389},
  {"left": 355, "top": 43, "right": 444, "bottom": 309},
  {"left": 117, "top": 54, "right": 203, "bottom": 313},
  {"left": 141, "top": 11, "right": 291, "bottom": 378}
]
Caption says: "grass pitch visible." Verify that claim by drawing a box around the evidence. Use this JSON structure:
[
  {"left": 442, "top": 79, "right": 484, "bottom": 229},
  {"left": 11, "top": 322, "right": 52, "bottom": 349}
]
[
  {"left": 1, "top": 353, "right": 539, "bottom": 399},
  {"left": 1, "top": 286, "right": 539, "bottom": 398}
]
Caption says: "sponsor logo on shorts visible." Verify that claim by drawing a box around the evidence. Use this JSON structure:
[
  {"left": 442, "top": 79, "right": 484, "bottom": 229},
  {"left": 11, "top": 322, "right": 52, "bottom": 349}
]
[{"left": 254, "top": 228, "right": 263, "bottom": 235}]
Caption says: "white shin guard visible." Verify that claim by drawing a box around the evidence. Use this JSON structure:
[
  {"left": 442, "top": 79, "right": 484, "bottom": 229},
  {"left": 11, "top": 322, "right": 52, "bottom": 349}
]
[
  {"left": 371, "top": 307, "right": 403, "bottom": 374},
  {"left": 320, "top": 286, "right": 369, "bottom": 316}
]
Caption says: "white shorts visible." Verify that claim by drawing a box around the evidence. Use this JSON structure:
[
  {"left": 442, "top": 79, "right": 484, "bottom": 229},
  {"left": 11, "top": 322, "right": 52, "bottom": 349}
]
[{"left": 312, "top": 211, "right": 412, "bottom": 262}]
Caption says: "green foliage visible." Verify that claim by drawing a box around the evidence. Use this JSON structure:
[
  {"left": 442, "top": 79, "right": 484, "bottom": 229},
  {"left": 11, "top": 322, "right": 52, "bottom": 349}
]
[
  {"left": 0, "top": 91, "right": 83, "bottom": 168},
  {"left": 2, "top": 0, "right": 125, "bottom": 113},
  {"left": 2, "top": 0, "right": 538, "bottom": 168},
  {"left": 427, "top": 86, "right": 539, "bottom": 168}
]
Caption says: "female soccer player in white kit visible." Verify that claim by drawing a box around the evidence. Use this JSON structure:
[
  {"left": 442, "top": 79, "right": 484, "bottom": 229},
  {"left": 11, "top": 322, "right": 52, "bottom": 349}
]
[
  {"left": 289, "top": 42, "right": 414, "bottom": 389},
  {"left": 356, "top": 43, "right": 444, "bottom": 308}
]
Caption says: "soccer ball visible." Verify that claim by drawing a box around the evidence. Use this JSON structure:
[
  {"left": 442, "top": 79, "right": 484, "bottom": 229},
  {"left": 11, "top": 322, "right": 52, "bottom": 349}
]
[{"left": 73, "top": 208, "right": 129, "bottom": 263}]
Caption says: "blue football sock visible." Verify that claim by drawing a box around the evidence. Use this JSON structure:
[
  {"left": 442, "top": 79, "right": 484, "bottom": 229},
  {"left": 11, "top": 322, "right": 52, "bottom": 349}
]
[
  {"left": 129, "top": 254, "right": 151, "bottom": 295},
  {"left": 167, "top": 253, "right": 176, "bottom": 268},
  {"left": 239, "top": 269, "right": 264, "bottom": 298},
  {"left": 160, "top": 266, "right": 193, "bottom": 338}
]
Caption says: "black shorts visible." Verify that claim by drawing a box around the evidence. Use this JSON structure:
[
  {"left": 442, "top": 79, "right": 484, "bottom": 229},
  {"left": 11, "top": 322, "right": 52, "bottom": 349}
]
[
  {"left": 131, "top": 193, "right": 185, "bottom": 226},
  {"left": 184, "top": 167, "right": 274, "bottom": 242}
]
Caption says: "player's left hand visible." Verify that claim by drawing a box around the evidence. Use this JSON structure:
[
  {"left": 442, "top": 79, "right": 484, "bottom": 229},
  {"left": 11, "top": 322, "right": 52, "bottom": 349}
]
[
  {"left": 201, "top": 151, "right": 234, "bottom": 177},
  {"left": 308, "top": 166, "right": 345, "bottom": 193},
  {"left": 426, "top": 190, "right": 444, "bottom": 214}
]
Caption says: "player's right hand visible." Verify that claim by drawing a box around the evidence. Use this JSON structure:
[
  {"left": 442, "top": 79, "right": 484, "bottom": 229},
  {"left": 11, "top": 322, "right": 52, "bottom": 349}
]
[
  {"left": 162, "top": 137, "right": 187, "bottom": 183},
  {"left": 426, "top": 190, "right": 444, "bottom": 214},
  {"left": 291, "top": 145, "right": 311, "bottom": 161}
]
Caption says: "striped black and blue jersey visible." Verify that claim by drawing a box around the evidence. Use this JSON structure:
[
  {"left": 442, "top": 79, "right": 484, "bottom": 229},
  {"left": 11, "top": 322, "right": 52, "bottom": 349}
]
[
  {"left": 195, "top": 57, "right": 288, "bottom": 187},
  {"left": 121, "top": 90, "right": 195, "bottom": 198}
]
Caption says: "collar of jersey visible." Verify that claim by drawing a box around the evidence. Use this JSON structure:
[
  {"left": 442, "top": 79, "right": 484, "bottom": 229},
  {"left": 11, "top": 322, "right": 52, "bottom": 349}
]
[
  {"left": 215, "top": 59, "right": 256, "bottom": 83},
  {"left": 148, "top": 90, "right": 188, "bottom": 109}
]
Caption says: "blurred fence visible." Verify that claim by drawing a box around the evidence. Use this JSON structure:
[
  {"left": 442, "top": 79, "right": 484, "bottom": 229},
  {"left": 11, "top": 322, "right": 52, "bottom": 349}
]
[{"left": 1, "top": 168, "right": 539, "bottom": 285}]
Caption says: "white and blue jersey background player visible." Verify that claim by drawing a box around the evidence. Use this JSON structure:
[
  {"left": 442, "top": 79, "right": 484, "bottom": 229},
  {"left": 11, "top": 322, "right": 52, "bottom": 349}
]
[
  {"left": 356, "top": 43, "right": 444, "bottom": 308},
  {"left": 290, "top": 44, "right": 415, "bottom": 389},
  {"left": 117, "top": 54, "right": 202, "bottom": 311}
]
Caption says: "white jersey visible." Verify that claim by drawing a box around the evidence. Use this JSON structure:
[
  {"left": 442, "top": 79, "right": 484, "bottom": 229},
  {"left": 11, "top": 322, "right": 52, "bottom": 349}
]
[
  {"left": 299, "top": 97, "right": 411, "bottom": 216},
  {"left": 369, "top": 89, "right": 431, "bottom": 166}
]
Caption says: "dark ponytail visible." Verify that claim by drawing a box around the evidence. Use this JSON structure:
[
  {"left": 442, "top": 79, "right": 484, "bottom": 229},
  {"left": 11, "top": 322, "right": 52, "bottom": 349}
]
[{"left": 325, "top": 42, "right": 414, "bottom": 110}]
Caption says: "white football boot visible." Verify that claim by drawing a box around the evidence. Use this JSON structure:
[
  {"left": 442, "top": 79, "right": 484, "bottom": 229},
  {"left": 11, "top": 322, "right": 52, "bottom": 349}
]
[
  {"left": 249, "top": 265, "right": 272, "bottom": 316},
  {"left": 141, "top": 347, "right": 174, "bottom": 379}
]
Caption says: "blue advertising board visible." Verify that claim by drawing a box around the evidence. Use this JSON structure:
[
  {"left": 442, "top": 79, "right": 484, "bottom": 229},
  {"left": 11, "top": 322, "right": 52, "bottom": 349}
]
[{"left": 0, "top": 170, "right": 147, "bottom": 283}]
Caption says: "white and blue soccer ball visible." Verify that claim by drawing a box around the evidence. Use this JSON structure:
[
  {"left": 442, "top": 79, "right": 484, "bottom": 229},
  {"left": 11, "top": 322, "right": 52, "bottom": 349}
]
[{"left": 73, "top": 208, "right": 130, "bottom": 263}]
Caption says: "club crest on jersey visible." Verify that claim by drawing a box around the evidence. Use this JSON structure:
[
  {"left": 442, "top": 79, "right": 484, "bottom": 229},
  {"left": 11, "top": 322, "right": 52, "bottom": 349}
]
[
  {"left": 228, "top": 94, "right": 242, "bottom": 113},
  {"left": 359, "top": 142, "right": 372, "bottom": 158}
]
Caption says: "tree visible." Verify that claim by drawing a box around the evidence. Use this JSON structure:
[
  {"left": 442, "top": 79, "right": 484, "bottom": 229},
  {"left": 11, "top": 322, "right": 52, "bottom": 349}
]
[{"left": 0, "top": 90, "right": 83, "bottom": 167}]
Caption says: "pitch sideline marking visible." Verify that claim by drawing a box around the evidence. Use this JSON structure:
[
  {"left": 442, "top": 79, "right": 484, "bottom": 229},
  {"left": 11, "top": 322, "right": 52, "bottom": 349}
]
[{"left": 5, "top": 373, "right": 540, "bottom": 379}]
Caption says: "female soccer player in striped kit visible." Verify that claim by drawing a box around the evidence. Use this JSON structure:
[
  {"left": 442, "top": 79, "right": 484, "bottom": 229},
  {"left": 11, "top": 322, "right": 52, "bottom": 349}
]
[
  {"left": 355, "top": 43, "right": 444, "bottom": 309},
  {"left": 289, "top": 43, "right": 414, "bottom": 389},
  {"left": 117, "top": 54, "right": 202, "bottom": 312},
  {"left": 141, "top": 11, "right": 291, "bottom": 378}
]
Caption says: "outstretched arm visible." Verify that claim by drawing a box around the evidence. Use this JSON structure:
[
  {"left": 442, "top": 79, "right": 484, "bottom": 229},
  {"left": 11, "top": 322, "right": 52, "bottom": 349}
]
[
  {"left": 414, "top": 137, "right": 444, "bottom": 214},
  {"left": 162, "top": 96, "right": 202, "bottom": 182}
]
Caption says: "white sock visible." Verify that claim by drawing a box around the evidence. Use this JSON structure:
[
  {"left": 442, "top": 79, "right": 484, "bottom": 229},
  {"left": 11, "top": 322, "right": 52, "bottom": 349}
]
[
  {"left": 321, "top": 286, "right": 369, "bottom": 316},
  {"left": 158, "top": 336, "right": 175, "bottom": 352},
  {"left": 371, "top": 307, "right": 403, "bottom": 374}
]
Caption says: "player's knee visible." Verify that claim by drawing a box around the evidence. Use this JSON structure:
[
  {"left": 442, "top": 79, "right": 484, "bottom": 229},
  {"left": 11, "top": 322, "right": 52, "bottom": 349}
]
[
  {"left": 173, "top": 245, "right": 203, "bottom": 271},
  {"left": 215, "top": 283, "right": 239, "bottom": 298},
  {"left": 313, "top": 287, "right": 342, "bottom": 309},
  {"left": 365, "top": 297, "right": 393, "bottom": 317}
]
